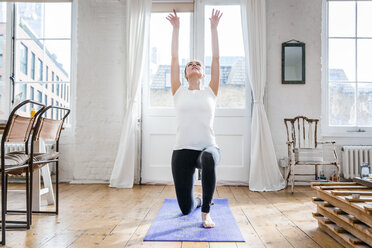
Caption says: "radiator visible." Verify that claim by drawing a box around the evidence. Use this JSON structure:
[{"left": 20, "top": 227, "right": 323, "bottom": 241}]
[
  {"left": 342, "top": 146, "right": 372, "bottom": 179},
  {"left": 6, "top": 143, "right": 25, "bottom": 152},
  {"left": 5, "top": 142, "right": 55, "bottom": 153}
]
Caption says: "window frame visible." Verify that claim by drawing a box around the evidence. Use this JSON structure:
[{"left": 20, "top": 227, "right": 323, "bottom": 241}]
[{"left": 322, "top": 0, "right": 372, "bottom": 137}]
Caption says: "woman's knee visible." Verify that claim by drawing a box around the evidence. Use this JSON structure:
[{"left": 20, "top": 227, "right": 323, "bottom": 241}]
[
  {"left": 179, "top": 201, "right": 193, "bottom": 215},
  {"left": 181, "top": 207, "right": 192, "bottom": 215}
]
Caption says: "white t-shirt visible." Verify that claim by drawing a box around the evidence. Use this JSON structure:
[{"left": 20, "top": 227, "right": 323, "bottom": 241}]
[{"left": 173, "top": 86, "right": 218, "bottom": 150}]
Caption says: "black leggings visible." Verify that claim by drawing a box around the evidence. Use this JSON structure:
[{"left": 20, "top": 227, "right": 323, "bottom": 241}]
[{"left": 171, "top": 148, "right": 218, "bottom": 214}]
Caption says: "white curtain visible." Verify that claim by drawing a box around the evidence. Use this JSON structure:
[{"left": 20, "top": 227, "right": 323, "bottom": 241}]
[
  {"left": 241, "top": 0, "right": 285, "bottom": 191},
  {"left": 110, "top": 0, "right": 151, "bottom": 188}
]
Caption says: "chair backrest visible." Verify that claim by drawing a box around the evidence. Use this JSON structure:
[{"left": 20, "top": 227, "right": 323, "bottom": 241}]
[
  {"left": 32, "top": 105, "right": 70, "bottom": 145},
  {"left": 284, "top": 116, "right": 319, "bottom": 149},
  {"left": 2, "top": 100, "right": 45, "bottom": 144}
]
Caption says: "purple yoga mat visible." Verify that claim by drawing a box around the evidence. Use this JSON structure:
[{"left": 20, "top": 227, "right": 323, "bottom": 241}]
[{"left": 144, "top": 198, "right": 245, "bottom": 242}]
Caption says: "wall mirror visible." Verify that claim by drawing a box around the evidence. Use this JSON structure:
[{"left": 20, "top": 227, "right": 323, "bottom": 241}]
[{"left": 282, "top": 40, "right": 305, "bottom": 84}]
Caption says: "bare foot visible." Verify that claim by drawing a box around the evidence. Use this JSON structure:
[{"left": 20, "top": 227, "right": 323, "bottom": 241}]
[{"left": 202, "top": 212, "right": 215, "bottom": 228}]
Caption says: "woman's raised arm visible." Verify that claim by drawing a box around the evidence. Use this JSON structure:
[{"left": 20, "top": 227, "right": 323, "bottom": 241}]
[
  {"left": 166, "top": 9, "right": 181, "bottom": 95},
  {"left": 209, "top": 9, "right": 222, "bottom": 96}
]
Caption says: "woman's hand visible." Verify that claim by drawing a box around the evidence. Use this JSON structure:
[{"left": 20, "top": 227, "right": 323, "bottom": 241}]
[
  {"left": 210, "top": 9, "right": 222, "bottom": 29},
  {"left": 166, "top": 9, "right": 180, "bottom": 29}
]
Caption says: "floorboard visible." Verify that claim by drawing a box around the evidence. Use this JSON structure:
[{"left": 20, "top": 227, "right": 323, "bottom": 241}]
[{"left": 1, "top": 184, "right": 341, "bottom": 248}]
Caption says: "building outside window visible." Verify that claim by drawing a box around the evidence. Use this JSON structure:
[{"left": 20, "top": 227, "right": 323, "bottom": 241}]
[{"left": 325, "top": 1, "right": 372, "bottom": 134}]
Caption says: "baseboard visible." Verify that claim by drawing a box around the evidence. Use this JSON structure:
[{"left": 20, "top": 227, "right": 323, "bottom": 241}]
[
  {"left": 69, "top": 180, "right": 109, "bottom": 184},
  {"left": 140, "top": 179, "right": 249, "bottom": 186}
]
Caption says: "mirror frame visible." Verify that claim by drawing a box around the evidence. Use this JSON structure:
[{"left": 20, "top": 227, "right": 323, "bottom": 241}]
[{"left": 281, "top": 40, "right": 305, "bottom": 84}]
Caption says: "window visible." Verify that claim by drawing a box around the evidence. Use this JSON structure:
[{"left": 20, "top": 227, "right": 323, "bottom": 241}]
[
  {"left": 31, "top": 53, "right": 35, "bottom": 80},
  {"left": 149, "top": 2, "right": 246, "bottom": 108},
  {"left": 52, "top": 71, "right": 55, "bottom": 92},
  {"left": 30, "top": 86, "right": 34, "bottom": 100},
  {"left": 45, "top": 66, "right": 48, "bottom": 88},
  {"left": 0, "top": 35, "right": 3, "bottom": 68},
  {"left": 38, "top": 58, "right": 43, "bottom": 81},
  {"left": 56, "top": 101, "right": 59, "bottom": 119},
  {"left": 37, "top": 90, "right": 42, "bottom": 110},
  {"left": 325, "top": 1, "right": 372, "bottom": 133},
  {"left": 149, "top": 12, "right": 190, "bottom": 107},
  {"left": 64, "top": 83, "right": 66, "bottom": 100},
  {"left": 12, "top": 2, "right": 72, "bottom": 124},
  {"left": 51, "top": 98, "right": 54, "bottom": 119},
  {"left": 30, "top": 86, "right": 34, "bottom": 109},
  {"left": 61, "top": 83, "right": 64, "bottom": 99},
  {"left": 56, "top": 79, "right": 60, "bottom": 96},
  {"left": 20, "top": 43, "right": 28, "bottom": 75}
]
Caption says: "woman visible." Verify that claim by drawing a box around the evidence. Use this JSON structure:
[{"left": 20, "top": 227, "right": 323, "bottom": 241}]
[{"left": 166, "top": 9, "right": 222, "bottom": 228}]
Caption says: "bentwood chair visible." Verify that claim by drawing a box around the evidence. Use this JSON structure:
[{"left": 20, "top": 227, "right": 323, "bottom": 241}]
[
  {"left": 284, "top": 116, "right": 340, "bottom": 194},
  {"left": 28, "top": 105, "right": 70, "bottom": 223},
  {"left": 0, "top": 100, "right": 45, "bottom": 245}
]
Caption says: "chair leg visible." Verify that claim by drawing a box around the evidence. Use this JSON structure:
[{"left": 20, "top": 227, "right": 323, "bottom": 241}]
[
  {"left": 1, "top": 170, "right": 6, "bottom": 245},
  {"left": 291, "top": 165, "right": 295, "bottom": 194},
  {"left": 4, "top": 175, "right": 8, "bottom": 214},
  {"left": 56, "top": 161, "right": 59, "bottom": 215},
  {"left": 315, "top": 165, "right": 318, "bottom": 180},
  {"left": 29, "top": 166, "right": 33, "bottom": 225},
  {"left": 26, "top": 168, "right": 30, "bottom": 229},
  {"left": 336, "top": 163, "right": 341, "bottom": 182}
]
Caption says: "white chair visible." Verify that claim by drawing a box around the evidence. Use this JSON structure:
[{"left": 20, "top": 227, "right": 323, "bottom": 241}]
[{"left": 284, "top": 116, "right": 340, "bottom": 193}]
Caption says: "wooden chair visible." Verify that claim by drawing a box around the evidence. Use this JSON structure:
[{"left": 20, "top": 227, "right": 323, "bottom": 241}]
[
  {"left": 0, "top": 100, "right": 45, "bottom": 245},
  {"left": 284, "top": 116, "right": 340, "bottom": 193},
  {"left": 28, "top": 105, "right": 70, "bottom": 223}
]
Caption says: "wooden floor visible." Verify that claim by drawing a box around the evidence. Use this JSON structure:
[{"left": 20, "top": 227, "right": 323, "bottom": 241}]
[{"left": 2, "top": 184, "right": 342, "bottom": 248}]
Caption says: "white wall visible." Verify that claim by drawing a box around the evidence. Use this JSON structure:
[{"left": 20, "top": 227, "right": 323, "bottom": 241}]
[
  {"left": 266, "top": 0, "right": 322, "bottom": 161},
  {"left": 59, "top": 0, "right": 126, "bottom": 183}
]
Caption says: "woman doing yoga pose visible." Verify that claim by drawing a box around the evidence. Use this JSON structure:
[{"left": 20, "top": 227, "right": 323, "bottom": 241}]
[{"left": 166, "top": 9, "right": 222, "bottom": 228}]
